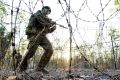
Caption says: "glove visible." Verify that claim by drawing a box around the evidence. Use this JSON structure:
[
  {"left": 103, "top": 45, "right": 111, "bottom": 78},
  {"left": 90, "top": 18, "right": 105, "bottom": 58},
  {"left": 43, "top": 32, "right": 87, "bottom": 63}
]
[{"left": 48, "top": 25, "right": 56, "bottom": 33}]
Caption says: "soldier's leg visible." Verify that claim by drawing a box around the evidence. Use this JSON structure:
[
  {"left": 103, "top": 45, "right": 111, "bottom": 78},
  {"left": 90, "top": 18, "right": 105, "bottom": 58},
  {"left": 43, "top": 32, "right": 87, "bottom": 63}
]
[
  {"left": 19, "top": 40, "right": 38, "bottom": 71},
  {"left": 36, "top": 36, "right": 53, "bottom": 71}
]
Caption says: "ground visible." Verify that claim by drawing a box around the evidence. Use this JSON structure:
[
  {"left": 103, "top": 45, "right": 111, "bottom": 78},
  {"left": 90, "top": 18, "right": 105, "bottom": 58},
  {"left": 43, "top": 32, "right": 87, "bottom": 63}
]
[{"left": 0, "top": 69, "right": 120, "bottom": 80}]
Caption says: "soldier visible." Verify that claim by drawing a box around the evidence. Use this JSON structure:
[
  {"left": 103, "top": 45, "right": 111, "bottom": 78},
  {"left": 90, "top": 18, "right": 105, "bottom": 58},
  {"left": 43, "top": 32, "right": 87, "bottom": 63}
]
[{"left": 19, "top": 6, "right": 56, "bottom": 74}]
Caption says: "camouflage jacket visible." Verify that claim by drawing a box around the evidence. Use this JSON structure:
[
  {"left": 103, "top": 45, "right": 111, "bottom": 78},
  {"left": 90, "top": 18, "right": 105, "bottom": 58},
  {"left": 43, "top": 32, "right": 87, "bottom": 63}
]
[{"left": 26, "top": 10, "right": 56, "bottom": 39}]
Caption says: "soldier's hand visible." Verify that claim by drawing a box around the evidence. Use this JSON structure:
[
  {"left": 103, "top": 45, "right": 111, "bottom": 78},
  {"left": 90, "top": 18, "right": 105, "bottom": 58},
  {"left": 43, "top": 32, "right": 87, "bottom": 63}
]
[
  {"left": 52, "top": 25, "right": 56, "bottom": 30},
  {"left": 48, "top": 25, "right": 56, "bottom": 33}
]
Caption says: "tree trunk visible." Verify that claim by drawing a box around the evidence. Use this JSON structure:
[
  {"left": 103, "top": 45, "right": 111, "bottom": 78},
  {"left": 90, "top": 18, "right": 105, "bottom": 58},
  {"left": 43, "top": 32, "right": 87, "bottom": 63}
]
[{"left": 111, "top": 36, "right": 117, "bottom": 69}]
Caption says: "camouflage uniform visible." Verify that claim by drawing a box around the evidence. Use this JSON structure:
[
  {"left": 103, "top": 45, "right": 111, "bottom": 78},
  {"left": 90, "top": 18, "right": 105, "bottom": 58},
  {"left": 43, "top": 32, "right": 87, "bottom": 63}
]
[{"left": 19, "top": 10, "right": 56, "bottom": 72}]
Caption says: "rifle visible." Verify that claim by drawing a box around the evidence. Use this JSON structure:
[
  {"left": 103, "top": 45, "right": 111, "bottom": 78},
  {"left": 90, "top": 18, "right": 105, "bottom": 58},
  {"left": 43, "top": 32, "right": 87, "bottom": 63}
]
[
  {"left": 36, "top": 16, "right": 68, "bottom": 29},
  {"left": 56, "top": 23, "right": 68, "bottom": 29}
]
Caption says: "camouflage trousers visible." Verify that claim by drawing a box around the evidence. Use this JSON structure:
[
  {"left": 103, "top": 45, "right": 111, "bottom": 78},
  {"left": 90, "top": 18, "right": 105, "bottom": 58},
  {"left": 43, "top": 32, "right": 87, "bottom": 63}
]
[{"left": 19, "top": 35, "right": 53, "bottom": 71}]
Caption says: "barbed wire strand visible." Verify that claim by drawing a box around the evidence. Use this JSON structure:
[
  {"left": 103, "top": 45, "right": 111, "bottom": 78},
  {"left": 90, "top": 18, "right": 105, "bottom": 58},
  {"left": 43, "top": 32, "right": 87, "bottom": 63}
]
[
  {"left": 33, "top": 0, "right": 40, "bottom": 12},
  {"left": 1, "top": 0, "right": 120, "bottom": 79}
]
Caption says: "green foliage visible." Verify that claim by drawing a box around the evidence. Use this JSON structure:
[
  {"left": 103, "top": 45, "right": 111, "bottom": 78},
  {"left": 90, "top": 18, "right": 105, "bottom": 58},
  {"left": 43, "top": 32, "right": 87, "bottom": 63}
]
[
  {"left": 0, "top": 0, "right": 6, "bottom": 17},
  {"left": 108, "top": 27, "right": 120, "bottom": 40},
  {"left": 0, "top": 26, "right": 11, "bottom": 41},
  {"left": 0, "top": 0, "right": 8, "bottom": 39},
  {"left": 0, "top": 26, "right": 5, "bottom": 36},
  {"left": 4, "top": 32, "right": 11, "bottom": 40},
  {"left": 114, "top": 0, "right": 119, "bottom": 6}
]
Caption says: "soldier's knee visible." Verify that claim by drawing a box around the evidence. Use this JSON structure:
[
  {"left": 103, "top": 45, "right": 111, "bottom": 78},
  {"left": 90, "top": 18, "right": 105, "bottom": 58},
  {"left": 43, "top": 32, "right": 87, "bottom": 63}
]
[{"left": 43, "top": 44, "right": 53, "bottom": 54}]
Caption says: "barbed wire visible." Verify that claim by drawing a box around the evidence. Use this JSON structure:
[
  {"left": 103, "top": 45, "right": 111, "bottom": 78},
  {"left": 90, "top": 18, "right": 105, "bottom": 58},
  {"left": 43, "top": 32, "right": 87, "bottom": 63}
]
[
  {"left": 0, "top": 0, "right": 120, "bottom": 79},
  {"left": 2, "top": 0, "right": 119, "bottom": 57}
]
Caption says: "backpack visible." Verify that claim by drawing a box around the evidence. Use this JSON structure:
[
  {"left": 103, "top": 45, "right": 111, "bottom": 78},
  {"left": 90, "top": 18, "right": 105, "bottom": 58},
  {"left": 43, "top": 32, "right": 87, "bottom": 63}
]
[{"left": 25, "top": 11, "right": 42, "bottom": 39}]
